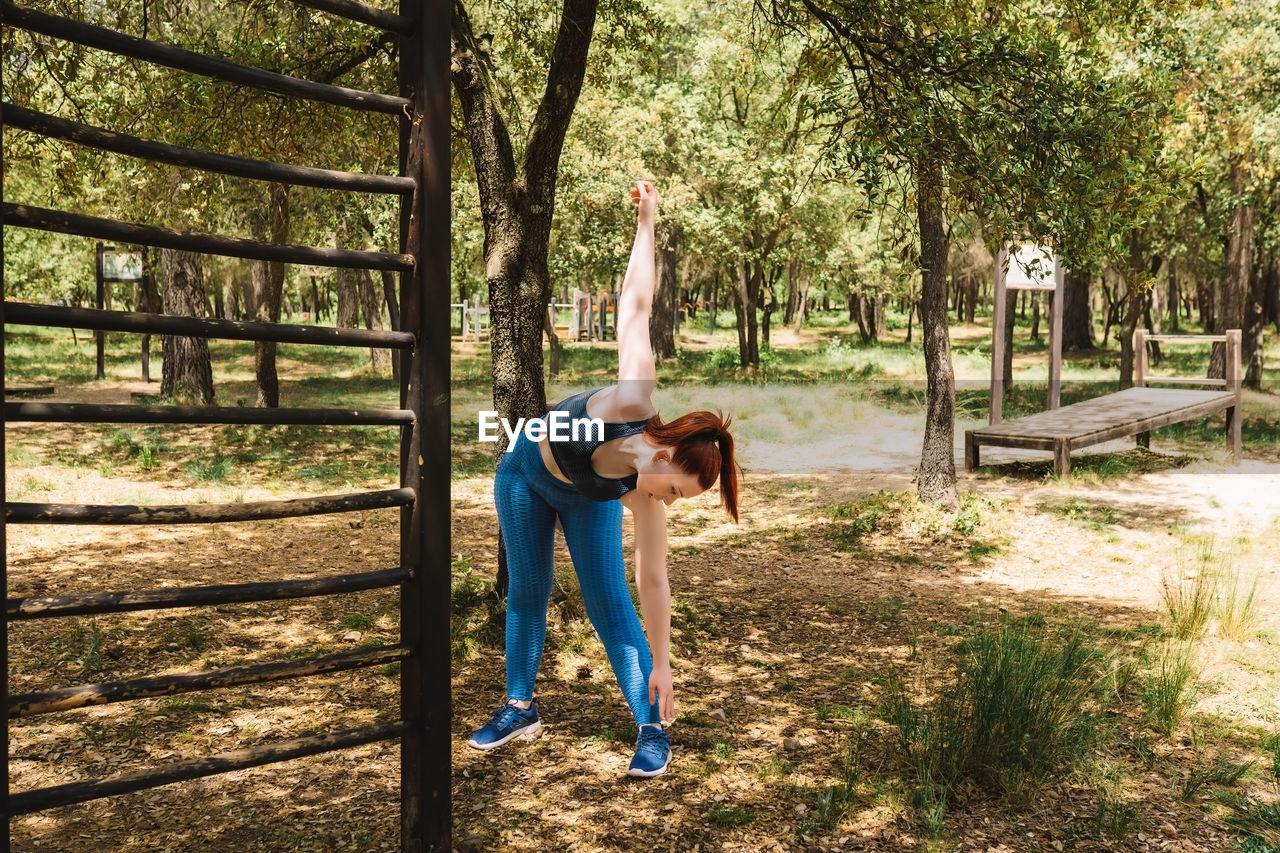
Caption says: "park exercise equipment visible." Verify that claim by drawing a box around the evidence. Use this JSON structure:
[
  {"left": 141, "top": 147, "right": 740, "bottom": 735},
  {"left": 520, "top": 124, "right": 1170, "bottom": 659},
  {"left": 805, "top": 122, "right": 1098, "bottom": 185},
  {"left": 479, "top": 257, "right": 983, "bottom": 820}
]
[
  {"left": 1, "top": 1, "right": 451, "bottom": 850},
  {"left": 966, "top": 246, "right": 1242, "bottom": 476}
]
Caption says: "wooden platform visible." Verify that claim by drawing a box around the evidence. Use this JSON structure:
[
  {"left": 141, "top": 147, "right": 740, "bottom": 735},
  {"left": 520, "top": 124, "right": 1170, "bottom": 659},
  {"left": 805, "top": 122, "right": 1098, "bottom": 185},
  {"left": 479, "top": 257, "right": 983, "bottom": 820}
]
[{"left": 964, "top": 386, "right": 1241, "bottom": 476}]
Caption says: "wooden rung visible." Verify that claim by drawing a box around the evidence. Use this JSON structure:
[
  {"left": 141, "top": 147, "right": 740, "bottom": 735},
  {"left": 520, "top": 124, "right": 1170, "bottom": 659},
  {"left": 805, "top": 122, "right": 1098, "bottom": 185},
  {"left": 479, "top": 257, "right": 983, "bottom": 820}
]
[
  {"left": 7, "top": 721, "right": 410, "bottom": 814},
  {"left": 1003, "top": 282, "right": 1057, "bottom": 292},
  {"left": 9, "top": 645, "right": 412, "bottom": 717},
  {"left": 1146, "top": 377, "right": 1228, "bottom": 387},
  {"left": 8, "top": 566, "right": 411, "bottom": 620},
  {"left": 6, "top": 487, "right": 416, "bottom": 525},
  {"left": 1144, "top": 334, "right": 1227, "bottom": 343}
]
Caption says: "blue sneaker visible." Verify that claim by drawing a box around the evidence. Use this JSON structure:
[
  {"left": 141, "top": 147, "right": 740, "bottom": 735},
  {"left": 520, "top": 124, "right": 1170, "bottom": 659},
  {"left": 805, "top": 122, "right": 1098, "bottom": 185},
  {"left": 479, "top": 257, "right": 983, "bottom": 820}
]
[
  {"left": 627, "top": 724, "right": 671, "bottom": 777},
  {"left": 467, "top": 700, "right": 542, "bottom": 750}
]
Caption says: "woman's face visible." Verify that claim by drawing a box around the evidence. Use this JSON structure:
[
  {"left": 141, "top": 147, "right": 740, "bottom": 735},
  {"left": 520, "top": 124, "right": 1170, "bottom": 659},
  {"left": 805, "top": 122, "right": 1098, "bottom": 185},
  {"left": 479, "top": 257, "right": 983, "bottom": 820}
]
[{"left": 635, "top": 451, "right": 706, "bottom": 506}]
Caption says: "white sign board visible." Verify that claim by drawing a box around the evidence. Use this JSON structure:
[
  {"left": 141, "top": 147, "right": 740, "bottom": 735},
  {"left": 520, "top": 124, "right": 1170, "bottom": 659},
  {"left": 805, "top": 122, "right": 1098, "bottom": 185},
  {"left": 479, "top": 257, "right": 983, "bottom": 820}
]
[
  {"left": 1006, "top": 244, "right": 1056, "bottom": 290},
  {"left": 102, "top": 251, "right": 144, "bottom": 282}
]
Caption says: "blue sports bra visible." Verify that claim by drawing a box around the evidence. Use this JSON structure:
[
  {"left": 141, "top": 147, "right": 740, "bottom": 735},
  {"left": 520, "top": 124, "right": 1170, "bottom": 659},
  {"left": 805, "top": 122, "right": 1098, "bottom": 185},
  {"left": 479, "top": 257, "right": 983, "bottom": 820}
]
[{"left": 547, "top": 389, "right": 651, "bottom": 502}]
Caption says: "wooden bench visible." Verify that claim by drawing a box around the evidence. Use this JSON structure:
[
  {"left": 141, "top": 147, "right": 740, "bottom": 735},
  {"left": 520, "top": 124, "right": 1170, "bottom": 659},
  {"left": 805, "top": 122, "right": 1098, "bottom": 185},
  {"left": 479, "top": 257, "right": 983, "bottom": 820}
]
[{"left": 965, "top": 330, "right": 1242, "bottom": 476}]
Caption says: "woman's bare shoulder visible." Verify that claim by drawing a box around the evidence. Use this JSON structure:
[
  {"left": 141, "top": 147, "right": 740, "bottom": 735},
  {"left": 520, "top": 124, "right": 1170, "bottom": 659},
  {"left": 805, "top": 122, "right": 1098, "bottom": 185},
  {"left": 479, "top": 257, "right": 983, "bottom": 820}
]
[{"left": 587, "top": 384, "right": 656, "bottom": 422}]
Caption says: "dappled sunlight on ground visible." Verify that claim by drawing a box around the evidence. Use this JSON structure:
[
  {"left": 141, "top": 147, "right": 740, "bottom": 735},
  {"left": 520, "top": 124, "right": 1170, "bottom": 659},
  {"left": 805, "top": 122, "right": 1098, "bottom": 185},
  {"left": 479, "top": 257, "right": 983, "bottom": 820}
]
[{"left": 7, "top": 366, "right": 1280, "bottom": 849}]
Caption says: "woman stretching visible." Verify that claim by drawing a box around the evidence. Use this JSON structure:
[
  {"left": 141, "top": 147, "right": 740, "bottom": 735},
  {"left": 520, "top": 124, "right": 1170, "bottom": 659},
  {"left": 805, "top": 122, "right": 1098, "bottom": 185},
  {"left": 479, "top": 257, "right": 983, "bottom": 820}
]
[{"left": 468, "top": 180, "right": 740, "bottom": 778}]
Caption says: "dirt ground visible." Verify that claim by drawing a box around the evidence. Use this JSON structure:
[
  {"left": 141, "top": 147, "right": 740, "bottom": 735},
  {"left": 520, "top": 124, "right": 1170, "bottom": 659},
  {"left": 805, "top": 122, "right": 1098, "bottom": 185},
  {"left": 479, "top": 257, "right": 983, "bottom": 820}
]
[{"left": 6, "top": 386, "right": 1280, "bottom": 852}]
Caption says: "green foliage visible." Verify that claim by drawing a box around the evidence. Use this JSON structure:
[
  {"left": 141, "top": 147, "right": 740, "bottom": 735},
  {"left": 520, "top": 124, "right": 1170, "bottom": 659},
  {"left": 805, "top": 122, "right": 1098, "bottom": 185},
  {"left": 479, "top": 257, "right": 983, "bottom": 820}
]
[
  {"left": 1093, "top": 781, "right": 1142, "bottom": 842},
  {"left": 706, "top": 804, "right": 755, "bottom": 828},
  {"left": 1217, "top": 564, "right": 1261, "bottom": 643},
  {"left": 185, "top": 455, "right": 235, "bottom": 484},
  {"left": 1219, "top": 792, "right": 1280, "bottom": 851},
  {"left": 1162, "top": 540, "right": 1220, "bottom": 640},
  {"left": 1264, "top": 732, "right": 1280, "bottom": 781},
  {"left": 709, "top": 348, "right": 742, "bottom": 370},
  {"left": 883, "top": 614, "right": 1113, "bottom": 826},
  {"left": 450, "top": 554, "right": 504, "bottom": 660},
  {"left": 828, "top": 490, "right": 900, "bottom": 547},
  {"left": 1178, "top": 755, "right": 1253, "bottom": 801},
  {"left": 1142, "top": 642, "right": 1197, "bottom": 738},
  {"left": 763, "top": 0, "right": 1187, "bottom": 271},
  {"left": 339, "top": 614, "right": 375, "bottom": 631}
]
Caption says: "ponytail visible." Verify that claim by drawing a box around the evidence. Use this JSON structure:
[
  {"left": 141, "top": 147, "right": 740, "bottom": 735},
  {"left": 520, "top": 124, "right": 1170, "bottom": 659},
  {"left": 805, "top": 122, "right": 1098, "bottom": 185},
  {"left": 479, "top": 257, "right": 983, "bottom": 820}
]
[{"left": 643, "top": 411, "right": 740, "bottom": 522}]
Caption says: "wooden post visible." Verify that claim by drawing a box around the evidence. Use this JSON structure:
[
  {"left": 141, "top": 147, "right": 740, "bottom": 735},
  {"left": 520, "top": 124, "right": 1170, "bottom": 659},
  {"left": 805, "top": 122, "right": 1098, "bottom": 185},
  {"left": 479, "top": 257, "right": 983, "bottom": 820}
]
[
  {"left": 1048, "top": 256, "right": 1063, "bottom": 410},
  {"left": 990, "top": 246, "right": 1007, "bottom": 424},
  {"left": 2, "top": 88, "right": 10, "bottom": 853},
  {"left": 1226, "top": 328, "right": 1242, "bottom": 464},
  {"left": 399, "top": 0, "right": 452, "bottom": 848},
  {"left": 95, "top": 242, "right": 106, "bottom": 379},
  {"left": 1134, "top": 329, "right": 1148, "bottom": 388},
  {"left": 140, "top": 273, "right": 152, "bottom": 383},
  {"left": 964, "top": 432, "right": 979, "bottom": 472},
  {"left": 1053, "top": 438, "right": 1072, "bottom": 478},
  {"left": 1134, "top": 329, "right": 1150, "bottom": 448}
]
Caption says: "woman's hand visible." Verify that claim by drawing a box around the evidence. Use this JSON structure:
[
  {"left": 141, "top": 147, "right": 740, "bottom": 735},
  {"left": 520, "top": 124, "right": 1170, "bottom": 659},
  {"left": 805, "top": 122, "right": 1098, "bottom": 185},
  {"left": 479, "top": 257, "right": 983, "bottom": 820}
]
[
  {"left": 630, "top": 180, "right": 657, "bottom": 222},
  {"left": 648, "top": 664, "right": 675, "bottom": 723}
]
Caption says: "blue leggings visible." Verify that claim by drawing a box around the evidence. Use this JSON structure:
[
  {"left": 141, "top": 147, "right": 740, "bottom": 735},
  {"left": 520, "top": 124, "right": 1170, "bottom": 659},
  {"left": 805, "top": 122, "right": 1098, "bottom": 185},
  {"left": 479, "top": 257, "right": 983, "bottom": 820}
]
[{"left": 495, "top": 427, "right": 660, "bottom": 727}]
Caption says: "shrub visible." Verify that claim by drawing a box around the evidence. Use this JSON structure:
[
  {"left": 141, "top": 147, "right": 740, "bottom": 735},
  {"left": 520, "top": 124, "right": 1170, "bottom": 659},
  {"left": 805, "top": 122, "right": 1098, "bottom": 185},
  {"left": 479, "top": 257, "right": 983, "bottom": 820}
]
[{"left": 883, "top": 614, "right": 1112, "bottom": 822}]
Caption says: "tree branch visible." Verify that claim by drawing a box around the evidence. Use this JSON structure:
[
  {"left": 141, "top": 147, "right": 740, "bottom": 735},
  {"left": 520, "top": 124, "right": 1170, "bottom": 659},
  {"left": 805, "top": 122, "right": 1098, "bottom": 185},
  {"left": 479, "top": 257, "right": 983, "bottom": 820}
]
[
  {"left": 523, "top": 0, "right": 600, "bottom": 205},
  {"left": 451, "top": 0, "right": 519, "bottom": 235}
]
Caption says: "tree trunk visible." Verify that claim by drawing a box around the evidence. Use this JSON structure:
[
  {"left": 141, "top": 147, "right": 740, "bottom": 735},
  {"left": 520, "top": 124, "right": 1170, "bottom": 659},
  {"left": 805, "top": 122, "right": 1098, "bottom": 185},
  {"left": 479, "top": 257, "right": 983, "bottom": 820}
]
[
  {"left": 1000, "top": 288, "right": 1016, "bottom": 386},
  {"left": 1118, "top": 233, "right": 1159, "bottom": 390},
  {"left": 1212, "top": 156, "right": 1253, "bottom": 381},
  {"left": 784, "top": 260, "right": 798, "bottom": 326},
  {"left": 160, "top": 249, "right": 214, "bottom": 404},
  {"left": 853, "top": 292, "right": 873, "bottom": 343},
  {"left": 251, "top": 183, "right": 288, "bottom": 408},
  {"left": 792, "top": 269, "right": 809, "bottom": 335},
  {"left": 915, "top": 154, "right": 957, "bottom": 507},
  {"left": 453, "top": 0, "right": 599, "bottom": 444},
  {"left": 650, "top": 221, "right": 677, "bottom": 360},
  {"left": 358, "top": 268, "right": 391, "bottom": 374},
  {"left": 761, "top": 295, "right": 772, "bottom": 346},
  {"left": 1264, "top": 252, "right": 1278, "bottom": 337},
  {"left": 905, "top": 292, "right": 915, "bottom": 345},
  {"left": 761, "top": 267, "right": 782, "bottom": 347},
  {"left": 380, "top": 269, "right": 402, "bottom": 383},
  {"left": 734, "top": 257, "right": 760, "bottom": 367},
  {"left": 1245, "top": 254, "right": 1266, "bottom": 388},
  {"left": 704, "top": 274, "right": 717, "bottom": 334},
  {"left": 336, "top": 267, "right": 359, "bottom": 329},
  {"left": 543, "top": 308, "right": 562, "bottom": 377}
]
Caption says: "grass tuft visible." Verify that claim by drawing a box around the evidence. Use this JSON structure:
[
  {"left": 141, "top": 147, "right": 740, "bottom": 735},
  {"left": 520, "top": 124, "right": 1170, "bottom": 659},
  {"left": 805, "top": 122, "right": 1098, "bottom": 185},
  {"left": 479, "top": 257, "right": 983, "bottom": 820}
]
[
  {"left": 1162, "top": 538, "right": 1219, "bottom": 640},
  {"left": 1142, "top": 642, "right": 1197, "bottom": 738},
  {"left": 882, "top": 614, "right": 1112, "bottom": 834}
]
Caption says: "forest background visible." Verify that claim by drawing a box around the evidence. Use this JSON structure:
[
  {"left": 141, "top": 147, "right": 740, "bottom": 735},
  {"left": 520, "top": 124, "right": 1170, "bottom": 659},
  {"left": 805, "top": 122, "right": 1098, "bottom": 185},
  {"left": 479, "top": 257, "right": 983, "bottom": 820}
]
[
  {"left": 4, "top": 0, "right": 1279, "bottom": 507},
  {"left": 5, "top": 2, "right": 1280, "bottom": 850}
]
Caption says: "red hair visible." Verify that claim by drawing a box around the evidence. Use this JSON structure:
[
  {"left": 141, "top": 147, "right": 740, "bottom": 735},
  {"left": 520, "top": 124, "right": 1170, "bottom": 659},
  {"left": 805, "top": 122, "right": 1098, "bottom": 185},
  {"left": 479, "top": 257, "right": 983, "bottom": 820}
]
[{"left": 643, "top": 411, "right": 740, "bottom": 522}]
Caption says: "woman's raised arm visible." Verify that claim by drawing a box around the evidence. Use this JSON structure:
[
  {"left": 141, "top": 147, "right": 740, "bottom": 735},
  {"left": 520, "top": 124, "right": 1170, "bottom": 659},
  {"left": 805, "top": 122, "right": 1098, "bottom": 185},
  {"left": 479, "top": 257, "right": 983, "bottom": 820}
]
[{"left": 615, "top": 181, "right": 658, "bottom": 393}]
